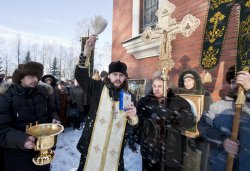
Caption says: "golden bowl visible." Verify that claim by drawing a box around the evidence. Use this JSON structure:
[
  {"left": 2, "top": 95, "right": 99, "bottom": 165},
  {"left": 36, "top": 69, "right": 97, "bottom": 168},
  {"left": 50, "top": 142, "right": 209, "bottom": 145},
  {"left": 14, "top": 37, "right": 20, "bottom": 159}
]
[{"left": 26, "top": 123, "right": 64, "bottom": 166}]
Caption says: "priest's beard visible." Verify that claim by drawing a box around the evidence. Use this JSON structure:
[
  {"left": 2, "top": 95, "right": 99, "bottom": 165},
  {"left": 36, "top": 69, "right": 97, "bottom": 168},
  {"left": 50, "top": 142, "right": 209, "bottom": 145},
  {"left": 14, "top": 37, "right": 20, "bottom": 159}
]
[{"left": 104, "top": 77, "right": 128, "bottom": 90}]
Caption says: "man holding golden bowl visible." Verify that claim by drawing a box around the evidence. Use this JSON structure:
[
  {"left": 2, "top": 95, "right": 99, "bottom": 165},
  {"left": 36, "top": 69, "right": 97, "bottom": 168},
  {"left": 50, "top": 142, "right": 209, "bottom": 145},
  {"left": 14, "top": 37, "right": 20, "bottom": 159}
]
[{"left": 0, "top": 61, "right": 60, "bottom": 171}]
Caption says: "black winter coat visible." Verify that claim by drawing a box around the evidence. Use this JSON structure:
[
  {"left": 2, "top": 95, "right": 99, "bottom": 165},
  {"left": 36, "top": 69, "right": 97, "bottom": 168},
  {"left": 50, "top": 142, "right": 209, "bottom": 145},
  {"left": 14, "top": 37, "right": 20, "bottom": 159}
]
[
  {"left": 137, "top": 89, "right": 195, "bottom": 167},
  {"left": 0, "top": 83, "right": 58, "bottom": 171},
  {"left": 69, "top": 85, "right": 87, "bottom": 112},
  {"left": 75, "top": 66, "right": 136, "bottom": 171}
]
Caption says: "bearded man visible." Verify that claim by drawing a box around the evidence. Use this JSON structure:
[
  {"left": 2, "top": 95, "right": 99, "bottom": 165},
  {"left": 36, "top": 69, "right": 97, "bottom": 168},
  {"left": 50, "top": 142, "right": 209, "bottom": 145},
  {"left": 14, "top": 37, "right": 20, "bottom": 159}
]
[{"left": 75, "top": 36, "right": 138, "bottom": 171}]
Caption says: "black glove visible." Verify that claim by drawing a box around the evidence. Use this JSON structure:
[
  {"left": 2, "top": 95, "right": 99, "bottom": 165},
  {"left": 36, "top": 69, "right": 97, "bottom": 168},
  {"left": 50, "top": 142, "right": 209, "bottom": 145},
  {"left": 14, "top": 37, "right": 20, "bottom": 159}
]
[{"left": 78, "top": 52, "right": 87, "bottom": 67}]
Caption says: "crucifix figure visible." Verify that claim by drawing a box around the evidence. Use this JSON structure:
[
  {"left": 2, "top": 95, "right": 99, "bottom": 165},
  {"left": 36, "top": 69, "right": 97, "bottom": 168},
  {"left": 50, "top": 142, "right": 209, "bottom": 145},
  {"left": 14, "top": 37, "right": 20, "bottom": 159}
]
[{"left": 141, "top": 0, "right": 200, "bottom": 97}]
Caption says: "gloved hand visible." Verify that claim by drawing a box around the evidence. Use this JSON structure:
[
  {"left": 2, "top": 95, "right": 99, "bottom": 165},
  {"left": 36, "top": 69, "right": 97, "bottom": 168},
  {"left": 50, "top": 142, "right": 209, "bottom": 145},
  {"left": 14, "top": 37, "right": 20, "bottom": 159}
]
[{"left": 78, "top": 52, "right": 87, "bottom": 67}]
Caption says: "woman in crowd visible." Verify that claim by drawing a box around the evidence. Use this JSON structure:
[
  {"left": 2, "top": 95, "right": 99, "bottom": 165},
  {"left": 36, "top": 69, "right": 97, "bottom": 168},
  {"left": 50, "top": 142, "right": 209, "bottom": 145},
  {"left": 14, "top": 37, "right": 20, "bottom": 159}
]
[{"left": 178, "top": 69, "right": 212, "bottom": 171}]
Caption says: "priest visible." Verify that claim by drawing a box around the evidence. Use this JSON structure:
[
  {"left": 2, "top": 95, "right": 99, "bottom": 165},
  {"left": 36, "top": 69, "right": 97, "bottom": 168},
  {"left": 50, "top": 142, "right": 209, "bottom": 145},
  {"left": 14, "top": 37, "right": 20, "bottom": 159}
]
[{"left": 75, "top": 35, "right": 138, "bottom": 171}]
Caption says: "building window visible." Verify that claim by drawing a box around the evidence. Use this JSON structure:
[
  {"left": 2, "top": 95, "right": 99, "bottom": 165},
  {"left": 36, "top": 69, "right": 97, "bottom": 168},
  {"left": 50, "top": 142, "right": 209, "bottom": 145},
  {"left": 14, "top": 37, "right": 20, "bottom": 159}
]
[{"left": 142, "top": 0, "right": 158, "bottom": 31}]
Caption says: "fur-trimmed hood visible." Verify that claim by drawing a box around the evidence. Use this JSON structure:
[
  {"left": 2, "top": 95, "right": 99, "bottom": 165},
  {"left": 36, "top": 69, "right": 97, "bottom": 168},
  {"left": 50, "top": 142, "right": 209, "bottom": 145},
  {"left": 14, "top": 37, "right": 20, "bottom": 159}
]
[
  {"left": 0, "top": 81, "right": 12, "bottom": 95},
  {"left": 41, "top": 74, "right": 57, "bottom": 87},
  {"left": 39, "top": 82, "right": 54, "bottom": 95},
  {"left": 178, "top": 69, "right": 204, "bottom": 95},
  {"left": 0, "top": 82, "right": 53, "bottom": 96}
]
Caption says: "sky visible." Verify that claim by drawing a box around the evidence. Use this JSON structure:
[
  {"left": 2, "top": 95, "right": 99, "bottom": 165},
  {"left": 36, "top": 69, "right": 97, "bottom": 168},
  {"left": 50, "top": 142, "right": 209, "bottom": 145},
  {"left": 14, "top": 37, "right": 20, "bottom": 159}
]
[{"left": 0, "top": 0, "right": 113, "bottom": 49}]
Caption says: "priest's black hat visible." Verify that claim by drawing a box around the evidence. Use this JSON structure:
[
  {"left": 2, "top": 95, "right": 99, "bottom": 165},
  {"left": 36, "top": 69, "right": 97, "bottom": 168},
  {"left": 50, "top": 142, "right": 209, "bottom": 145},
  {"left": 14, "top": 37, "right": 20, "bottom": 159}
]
[{"left": 108, "top": 61, "right": 128, "bottom": 77}]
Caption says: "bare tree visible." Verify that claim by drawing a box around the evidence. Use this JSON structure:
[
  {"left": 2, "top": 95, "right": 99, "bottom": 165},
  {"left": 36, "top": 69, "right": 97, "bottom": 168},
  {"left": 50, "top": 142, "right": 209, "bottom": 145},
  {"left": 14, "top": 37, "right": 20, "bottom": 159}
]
[
  {"left": 66, "top": 46, "right": 77, "bottom": 79},
  {"left": 31, "top": 43, "right": 39, "bottom": 61},
  {"left": 73, "top": 17, "right": 94, "bottom": 62},
  {"left": 75, "top": 17, "right": 111, "bottom": 73},
  {"left": 0, "top": 23, "right": 83, "bottom": 80},
  {"left": 75, "top": 18, "right": 94, "bottom": 40},
  {"left": 40, "top": 41, "right": 58, "bottom": 74},
  {"left": 4, "top": 52, "right": 9, "bottom": 76},
  {"left": 16, "top": 34, "right": 22, "bottom": 65},
  {"left": 0, "top": 36, "right": 10, "bottom": 75},
  {"left": 94, "top": 41, "right": 112, "bottom": 71},
  {"left": 0, "top": 57, "right": 3, "bottom": 74},
  {"left": 0, "top": 37, "right": 4, "bottom": 74},
  {"left": 23, "top": 51, "right": 31, "bottom": 63},
  {"left": 58, "top": 45, "right": 78, "bottom": 80}
]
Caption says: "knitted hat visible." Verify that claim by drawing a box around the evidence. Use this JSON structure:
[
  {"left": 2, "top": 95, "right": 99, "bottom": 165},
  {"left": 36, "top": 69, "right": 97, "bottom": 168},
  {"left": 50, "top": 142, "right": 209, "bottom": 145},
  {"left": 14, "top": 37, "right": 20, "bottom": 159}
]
[
  {"left": 183, "top": 73, "right": 194, "bottom": 80},
  {"left": 108, "top": 61, "right": 128, "bottom": 76},
  {"left": 12, "top": 61, "right": 44, "bottom": 84}
]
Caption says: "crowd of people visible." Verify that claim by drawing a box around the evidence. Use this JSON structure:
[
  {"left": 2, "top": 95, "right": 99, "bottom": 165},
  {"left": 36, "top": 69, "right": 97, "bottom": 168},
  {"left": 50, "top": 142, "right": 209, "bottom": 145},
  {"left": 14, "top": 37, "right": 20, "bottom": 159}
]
[
  {"left": 0, "top": 35, "right": 250, "bottom": 171},
  {"left": 0, "top": 59, "right": 109, "bottom": 171}
]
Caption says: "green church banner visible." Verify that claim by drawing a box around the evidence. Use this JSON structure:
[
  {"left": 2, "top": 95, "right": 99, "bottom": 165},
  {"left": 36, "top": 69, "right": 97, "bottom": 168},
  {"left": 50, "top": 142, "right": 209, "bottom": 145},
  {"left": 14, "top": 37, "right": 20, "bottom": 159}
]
[
  {"left": 237, "top": 1, "right": 250, "bottom": 72},
  {"left": 200, "top": 0, "right": 250, "bottom": 72}
]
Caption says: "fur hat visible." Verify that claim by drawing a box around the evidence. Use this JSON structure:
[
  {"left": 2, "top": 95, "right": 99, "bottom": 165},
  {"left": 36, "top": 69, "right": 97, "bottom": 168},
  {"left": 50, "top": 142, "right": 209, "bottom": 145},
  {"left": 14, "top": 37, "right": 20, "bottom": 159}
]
[
  {"left": 108, "top": 61, "right": 128, "bottom": 77},
  {"left": 100, "top": 71, "right": 108, "bottom": 77},
  {"left": 12, "top": 61, "right": 44, "bottom": 84}
]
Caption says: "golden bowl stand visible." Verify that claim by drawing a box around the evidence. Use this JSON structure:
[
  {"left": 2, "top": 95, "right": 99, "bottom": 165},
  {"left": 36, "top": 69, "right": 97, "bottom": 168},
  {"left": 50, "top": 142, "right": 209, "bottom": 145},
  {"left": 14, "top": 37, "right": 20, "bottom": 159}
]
[{"left": 26, "top": 123, "right": 64, "bottom": 166}]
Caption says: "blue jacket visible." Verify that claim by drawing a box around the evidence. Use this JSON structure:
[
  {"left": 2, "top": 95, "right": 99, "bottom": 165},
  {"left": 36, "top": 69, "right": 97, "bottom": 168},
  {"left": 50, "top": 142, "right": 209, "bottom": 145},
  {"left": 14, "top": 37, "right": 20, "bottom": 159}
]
[{"left": 198, "top": 91, "right": 250, "bottom": 171}]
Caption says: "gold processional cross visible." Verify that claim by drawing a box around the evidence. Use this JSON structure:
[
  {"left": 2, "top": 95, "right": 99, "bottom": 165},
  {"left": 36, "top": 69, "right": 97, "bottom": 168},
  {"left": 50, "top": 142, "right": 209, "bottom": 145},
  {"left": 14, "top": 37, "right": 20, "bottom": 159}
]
[{"left": 141, "top": 0, "right": 200, "bottom": 97}]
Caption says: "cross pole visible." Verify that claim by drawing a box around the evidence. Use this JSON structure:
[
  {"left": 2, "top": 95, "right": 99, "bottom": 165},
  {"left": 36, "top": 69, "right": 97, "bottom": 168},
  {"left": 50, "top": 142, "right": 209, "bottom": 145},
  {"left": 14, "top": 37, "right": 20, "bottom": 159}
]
[{"left": 141, "top": 0, "right": 200, "bottom": 97}]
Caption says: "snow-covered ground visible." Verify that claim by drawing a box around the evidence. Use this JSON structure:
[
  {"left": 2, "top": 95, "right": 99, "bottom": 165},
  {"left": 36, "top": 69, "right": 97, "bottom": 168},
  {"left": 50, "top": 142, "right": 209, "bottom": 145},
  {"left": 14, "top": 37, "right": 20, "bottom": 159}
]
[{"left": 51, "top": 127, "right": 142, "bottom": 171}]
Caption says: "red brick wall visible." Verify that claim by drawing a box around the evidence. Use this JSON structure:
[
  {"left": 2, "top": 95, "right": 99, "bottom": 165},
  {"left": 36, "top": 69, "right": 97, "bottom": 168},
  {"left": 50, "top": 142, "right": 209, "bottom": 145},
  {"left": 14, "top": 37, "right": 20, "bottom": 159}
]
[
  {"left": 112, "top": 0, "right": 239, "bottom": 101},
  {"left": 112, "top": 0, "right": 160, "bottom": 79}
]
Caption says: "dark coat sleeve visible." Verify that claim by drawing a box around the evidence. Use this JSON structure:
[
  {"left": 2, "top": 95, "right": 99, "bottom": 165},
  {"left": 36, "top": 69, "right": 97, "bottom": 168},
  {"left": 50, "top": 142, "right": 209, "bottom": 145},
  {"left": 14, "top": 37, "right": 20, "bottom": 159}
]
[
  {"left": 197, "top": 104, "right": 227, "bottom": 148},
  {"left": 136, "top": 95, "right": 196, "bottom": 133},
  {"left": 204, "top": 91, "right": 213, "bottom": 112},
  {"left": 75, "top": 66, "right": 102, "bottom": 94},
  {"left": 131, "top": 97, "right": 147, "bottom": 144},
  {"left": 75, "top": 66, "right": 91, "bottom": 93},
  {"left": 48, "top": 94, "right": 60, "bottom": 122},
  {"left": 154, "top": 96, "right": 195, "bottom": 130},
  {"left": 39, "top": 84, "right": 60, "bottom": 122},
  {"left": 172, "top": 96, "right": 196, "bottom": 130},
  {"left": 54, "top": 87, "right": 60, "bottom": 112},
  {"left": 246, "top": 90, "right": 250, "bottom": 102},
  {"left": 0, "top": 96, "right": 28, "bottom": 150},
  {"left": 74, "top": 65, "right": 104, "bottom": 113},
  {"left": 69, "top": 87, "right": 76, "bottom": 105}
]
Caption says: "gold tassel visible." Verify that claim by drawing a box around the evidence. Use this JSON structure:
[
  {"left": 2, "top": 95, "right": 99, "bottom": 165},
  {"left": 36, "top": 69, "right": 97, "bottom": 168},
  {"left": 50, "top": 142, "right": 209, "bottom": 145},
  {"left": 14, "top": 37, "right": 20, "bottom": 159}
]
[
  {"left": 84, "top": 53, "right": 91, "bottom": 68},
  {"left": 236, "top": 87, "right": 246, "bottom": 105},
  {"left": 203, "top": 71, "right": 212, "bottom": 83}
]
